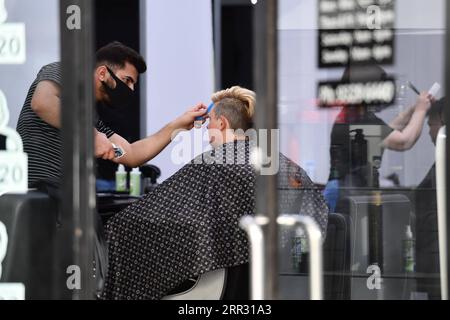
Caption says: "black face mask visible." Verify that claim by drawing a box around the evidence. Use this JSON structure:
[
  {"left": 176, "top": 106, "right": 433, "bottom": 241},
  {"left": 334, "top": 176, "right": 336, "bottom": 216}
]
[{"left": 101, "top": 66, "right": 135, "bottom": 109}]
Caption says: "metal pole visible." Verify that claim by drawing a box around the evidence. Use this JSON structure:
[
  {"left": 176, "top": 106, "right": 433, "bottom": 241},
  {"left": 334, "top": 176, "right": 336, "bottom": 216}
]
[
  {"left": 444, "top": 1, "right": 450, "bottom": 300},
  {"left": 60, "top": 0, "right": 96, "bottom": 300},
  {"left": 437, "top": 127, "right": 448, "bottom": 300},
  {"left": 139, "top": 0, "right": 147, "bottom": 138},
  {"left": 213, "top": 0, "right": 222, "bottom": 91},
  {"left": 240, "top": 216, "right": 269, "bottom": 300},
  {"left": 277, "top": 215, "right": 324, "bottom": 300},
  {"left": 253, "top": 0, "right": 279, "bottom": 299}
]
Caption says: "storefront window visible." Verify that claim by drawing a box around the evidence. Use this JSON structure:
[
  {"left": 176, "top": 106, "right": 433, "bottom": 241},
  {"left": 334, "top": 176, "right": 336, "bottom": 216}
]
[{"left": 277, "top": 0, "right": 446, "bottom": 300}]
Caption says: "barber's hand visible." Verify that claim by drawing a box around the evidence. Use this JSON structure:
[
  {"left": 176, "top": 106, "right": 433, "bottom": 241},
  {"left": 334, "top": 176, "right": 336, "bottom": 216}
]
[
  {"left": 173, "top": 103, "right": 208, "bottom": 130},
  {"left": 95, "top": 131, "right": 115, "bottom": 160},
  {"left": 416, "top": 92, "right": 434, "bottom": 112}
]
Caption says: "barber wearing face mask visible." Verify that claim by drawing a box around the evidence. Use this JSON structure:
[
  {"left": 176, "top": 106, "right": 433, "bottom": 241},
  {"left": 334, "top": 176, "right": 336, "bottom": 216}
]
[
  {"left": 16, "top": 42, "right": 207, "bottom": 187},
  {"left": 95, "top": 65, "right": 143, "bottom": 191}
]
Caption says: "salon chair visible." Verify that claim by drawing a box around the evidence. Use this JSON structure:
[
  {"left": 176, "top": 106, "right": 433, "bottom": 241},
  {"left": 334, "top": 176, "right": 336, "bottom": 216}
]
[
  {"left": 323, "top": 212, "right": 351, "bottom": 300},
  {"left": 0, "top": 191, "right": 59, "bottom": 299},
  {"left": 163, "top": 263, "right": 249, "bottom": 300}
]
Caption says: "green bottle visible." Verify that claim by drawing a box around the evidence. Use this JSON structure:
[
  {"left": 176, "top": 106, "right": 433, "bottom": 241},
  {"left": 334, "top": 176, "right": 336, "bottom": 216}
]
[
  {"left": 403, "top": 225, "right": 415, "bottom": 273},
  {"left": 129, "top": 167, "right": 142, "bottom": 197},
  {"left": 115, "top": 164, "right": 127, "bottom": 193}
]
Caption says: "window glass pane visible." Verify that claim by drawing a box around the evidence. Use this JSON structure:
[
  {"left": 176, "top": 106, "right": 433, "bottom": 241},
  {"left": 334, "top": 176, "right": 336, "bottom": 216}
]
[
  {"left": 277, "top": 0, "right": 446, "bottom": 300},
  {"left": 0, "top": 0, "right": 60, "bottom": 300}
]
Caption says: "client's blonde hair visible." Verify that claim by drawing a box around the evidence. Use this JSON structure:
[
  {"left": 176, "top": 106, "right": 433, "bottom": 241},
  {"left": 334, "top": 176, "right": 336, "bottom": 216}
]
[{"left": 211, "top": 86, "right": 256, "bottom": 131}]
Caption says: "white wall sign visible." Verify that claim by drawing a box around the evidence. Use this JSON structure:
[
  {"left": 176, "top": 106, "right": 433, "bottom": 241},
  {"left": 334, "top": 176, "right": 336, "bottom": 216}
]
[
  {"left": 0, "top": 89, "right": 28, "bottom": 194},
  {"left": 0, "top": 23, "right": 26, "bottom": 64},
  {"left": 318, "top": 78, "right": 396, "bottom": 108},
  {"left": 0, "top": 0, "right": 26, "bottom": 65},
  {"left": 0, "top": 283, "right": 25, "bottom": 300}
]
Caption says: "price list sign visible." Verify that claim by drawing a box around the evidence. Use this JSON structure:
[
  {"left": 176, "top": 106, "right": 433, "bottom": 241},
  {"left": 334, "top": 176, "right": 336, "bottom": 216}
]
[
  {"left": 317, "top": 77, "right": 396, "bottom": 108},
  {"left": 318, "top": 0, "right": 395, "bottom": 68}
]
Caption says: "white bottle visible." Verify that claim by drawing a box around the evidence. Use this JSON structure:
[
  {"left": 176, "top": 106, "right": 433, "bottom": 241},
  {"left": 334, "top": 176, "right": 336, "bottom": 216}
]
[
  {"left": 129, "top": 167, "right": 142, "bottom": 197},
  {"left": 115, "top": 164, "right": 127, "bottom": 193}
]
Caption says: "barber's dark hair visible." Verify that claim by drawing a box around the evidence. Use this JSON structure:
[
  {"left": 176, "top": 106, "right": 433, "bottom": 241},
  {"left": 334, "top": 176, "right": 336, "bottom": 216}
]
[
  {"left": 96, "top": 41, "right": 147, "bottom": 74},
  {"left": 341, "top": 62, "right": 390, "bottom": 112},
  {"left": 341, "top": 63, "right": 388, "bottom": 83},
  {"left": 428, "top": 97, "right": 446, "bottom": 125}
]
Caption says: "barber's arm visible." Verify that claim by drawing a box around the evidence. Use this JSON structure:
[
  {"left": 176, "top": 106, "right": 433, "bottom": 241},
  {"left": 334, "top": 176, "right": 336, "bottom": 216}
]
[
  {"left": 31, "top": 80, "right": 115, "bottom": 160},
  {"left": 389, "top": 106, "right": 415, "bottom": 131},
  {"left": 110, "top": 104, "right": 207, "bottom": 168},
  {"left": 388, "top": 90, "right": 437, "bottom": 131},
  {"left": 31, "top": 81, "right": 62, "bottom": 128},
  {"left": 383, "top": 92, "right": 433, "bottom": 151}
]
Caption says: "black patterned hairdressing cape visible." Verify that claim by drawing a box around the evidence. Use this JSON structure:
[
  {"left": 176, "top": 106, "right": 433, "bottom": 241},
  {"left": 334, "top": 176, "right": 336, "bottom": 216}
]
[{"left": 101, "top": 140, "right": 328, "bottom": 300}]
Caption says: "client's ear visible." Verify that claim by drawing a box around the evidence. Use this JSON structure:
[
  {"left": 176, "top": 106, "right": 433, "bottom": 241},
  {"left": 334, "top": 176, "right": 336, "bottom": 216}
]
[{"left": 219, "top": 115, "right": 230, "bottom": 130}]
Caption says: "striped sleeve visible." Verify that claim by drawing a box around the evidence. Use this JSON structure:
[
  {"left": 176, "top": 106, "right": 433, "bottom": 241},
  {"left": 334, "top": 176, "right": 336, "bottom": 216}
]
[
  {"left": 36, "top": 62, "right": 62, "bottom": 86},
  {"left": 96, "top": 119, "right": 115, "bottom": 138}
]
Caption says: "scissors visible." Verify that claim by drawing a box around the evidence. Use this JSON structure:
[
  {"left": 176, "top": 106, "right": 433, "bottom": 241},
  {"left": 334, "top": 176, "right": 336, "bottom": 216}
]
[{"left": 406, "top": 81, "right": 420, "bottom": 96}]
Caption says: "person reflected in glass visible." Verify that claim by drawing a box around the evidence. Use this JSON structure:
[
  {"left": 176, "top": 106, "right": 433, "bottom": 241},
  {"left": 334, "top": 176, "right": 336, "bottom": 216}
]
[{"left": 324, "top": 64, "right": 435, "bottom": 213}]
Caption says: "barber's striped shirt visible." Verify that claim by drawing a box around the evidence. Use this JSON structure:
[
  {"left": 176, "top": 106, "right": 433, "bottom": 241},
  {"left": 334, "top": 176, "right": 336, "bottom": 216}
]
[{"left": 16, "top": 62, "right": 115, "bottom": 187}]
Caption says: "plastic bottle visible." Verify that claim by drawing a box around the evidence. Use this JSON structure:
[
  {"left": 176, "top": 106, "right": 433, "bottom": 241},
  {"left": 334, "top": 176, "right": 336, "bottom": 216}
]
[
  {"left": 299, "top": 233, "right": 310, "bottom": 273},
  {"left": 291, "top": 236, "right": 302, "bottom": 272},
  {"left": 129, "top": 167, "right": 142, "bottom": 197},
  {"left": 372, "top": 156, "right": 382, "bottom": 188},
  {"left": 403, "top": 225, "right": 415, "bottom": 273},
  {"left": 115, "top": 164, "right": 127, "bottom": 193},
  {"left": 291, "top": 230, "right": 309, "bottom": 273},
  {"left": 350, "top": 129, "right": 368, "bottom": 167}
]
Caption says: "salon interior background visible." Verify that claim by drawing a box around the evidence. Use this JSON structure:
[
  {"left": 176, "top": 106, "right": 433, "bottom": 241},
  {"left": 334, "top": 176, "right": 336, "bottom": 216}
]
[{"left": 0, "top": 0, "right": 445, "bottom": 186}]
